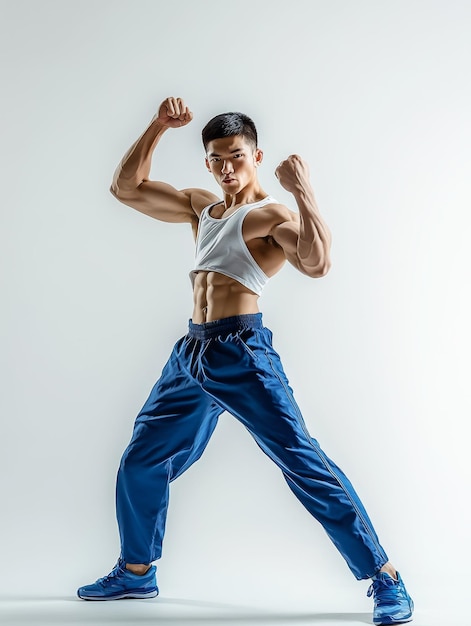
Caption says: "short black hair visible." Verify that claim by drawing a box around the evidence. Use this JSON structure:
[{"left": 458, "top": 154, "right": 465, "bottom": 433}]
[{"left": 202, "top": 112, "right": 258, "bottom": 151}]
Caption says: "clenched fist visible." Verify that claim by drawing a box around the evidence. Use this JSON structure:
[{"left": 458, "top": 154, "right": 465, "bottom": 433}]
[
  {"left": 154, "top": 97, "right": 193, "bottom": 129},
  {"left": 275, "top": 154, "right": 310, "bottom": 193}
]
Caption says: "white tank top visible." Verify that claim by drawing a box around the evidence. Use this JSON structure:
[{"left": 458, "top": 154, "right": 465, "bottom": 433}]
[{"left": 189, "top": 195, "right": 277, "bottom": 296}]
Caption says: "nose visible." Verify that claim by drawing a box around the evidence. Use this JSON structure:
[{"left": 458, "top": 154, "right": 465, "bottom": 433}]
[{"left": 221, "top": 159, "right": 234, "bottom": 174}]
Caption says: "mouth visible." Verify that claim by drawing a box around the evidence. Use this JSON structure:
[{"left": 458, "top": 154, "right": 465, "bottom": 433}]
[{"left": 222, "top": 178, "right": 235, "bottom": 185}]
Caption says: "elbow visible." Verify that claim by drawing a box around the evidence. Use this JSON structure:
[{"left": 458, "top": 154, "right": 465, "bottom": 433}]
[
  {"left": 110, "top": 166, "right": 139, "bottom": 199},
  {"left": 304, "top": 256, "right": 331, "bottom": 278},
  {"left": 297, "top": 239, "right": 332, "bottom": 278},
  {"left": 317, "top": 259, "right": 331, "bottom": 277},
  {"left": 110, "top": 176, "right": 124, "bottom": 199},
  {"left": 110, "top": 180, "right": 135, "bottom": 203},
  {"left": 313, "top": 259, "right": 331, "bottom": 278}
]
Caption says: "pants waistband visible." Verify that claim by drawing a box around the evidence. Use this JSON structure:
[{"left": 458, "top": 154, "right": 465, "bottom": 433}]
[{"left": 188, "top": 313, "right": 264, "bottom": 340}]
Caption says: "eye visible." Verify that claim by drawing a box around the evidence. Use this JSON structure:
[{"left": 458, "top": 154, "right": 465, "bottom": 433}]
[
  {"left": 233, "top": 153, "right": 244, "bottom": 159},
  {"left": 210, "top": 157, "right": 220, "bottom": 163}
]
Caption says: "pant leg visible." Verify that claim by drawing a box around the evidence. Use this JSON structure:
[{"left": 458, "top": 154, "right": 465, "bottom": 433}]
[
  {"left": 116, "top": 335, "right": 223, "bottom": 564},
  {"left": 198, "top": 325, "right": 388, "bottom": 580}
]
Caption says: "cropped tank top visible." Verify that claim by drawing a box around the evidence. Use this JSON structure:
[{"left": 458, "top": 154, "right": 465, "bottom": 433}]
[{"left": 189, "top": 195, "right": 277, "bottom": 296}]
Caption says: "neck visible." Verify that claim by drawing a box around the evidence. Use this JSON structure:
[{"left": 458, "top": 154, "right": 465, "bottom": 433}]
[{"left": 223, "top": 183, "right": 267, "bottom": 209}]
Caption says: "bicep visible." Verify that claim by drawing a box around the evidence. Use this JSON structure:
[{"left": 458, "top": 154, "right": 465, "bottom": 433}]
[
  {"left": 270, "top": 217, "right": 300, "bottom": 259},
  {"left": 271, "top": 217, "right": 318, "bottom": 276},
  {"left": 271, "top": 215, "right": 331, "bottom": 278},
  {"left": 111, "top": 180, "right": 217, "bottom": 224}
]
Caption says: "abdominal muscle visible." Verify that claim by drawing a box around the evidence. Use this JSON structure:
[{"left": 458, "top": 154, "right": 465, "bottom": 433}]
[{"left": 192, "top": 271, "right": 260, "bottom": 323}]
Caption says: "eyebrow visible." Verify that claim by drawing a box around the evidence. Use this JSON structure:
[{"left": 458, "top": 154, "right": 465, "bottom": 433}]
[{"left": 208, "top": 148, "right": 245, "bottom": 157}]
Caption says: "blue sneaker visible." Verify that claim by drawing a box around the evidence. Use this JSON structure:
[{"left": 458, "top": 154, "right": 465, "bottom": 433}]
[
  {"left": 367, "top": 571, "right": 413, "bottom": 625},
  {"left": 77, "top": 559, "right": 159, "bottom": 600}
]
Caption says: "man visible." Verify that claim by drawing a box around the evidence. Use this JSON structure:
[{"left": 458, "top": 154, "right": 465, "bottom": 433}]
[{"left": 77, "top": 97, "right": 413, "bottom": 625}]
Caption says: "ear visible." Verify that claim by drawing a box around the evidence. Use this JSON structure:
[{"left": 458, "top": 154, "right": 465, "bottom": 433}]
[
  {"left": 254, "top": 148, "right": 263, "bottom": 167},
  {"left": 205, "top": 157, "right": 211, "bottom": 172}
]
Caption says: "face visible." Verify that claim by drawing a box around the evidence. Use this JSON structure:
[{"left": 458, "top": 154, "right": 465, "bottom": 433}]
[{"left": 205, "top": 136, "right": 263, "bottom": 194}]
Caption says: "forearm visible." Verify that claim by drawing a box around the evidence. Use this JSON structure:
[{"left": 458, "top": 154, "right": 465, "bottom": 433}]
[
  {"left": 292, "top": 183, "right": 332, "bottom": 275},
  {"left": 111, "top": 116, "right": 168, "bottom": 196}
]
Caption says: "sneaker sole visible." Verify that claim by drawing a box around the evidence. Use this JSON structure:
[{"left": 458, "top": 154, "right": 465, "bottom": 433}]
[
  {"left": 374, "top": 616, "right": 413, "bottom": 625},
  {"left": 78, "top": 589, "right": 158, "bottom": 601}
]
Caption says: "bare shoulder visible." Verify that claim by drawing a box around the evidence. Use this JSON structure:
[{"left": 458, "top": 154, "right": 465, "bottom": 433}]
[
  {"left": 262, "top": 202, "right": 301, "bottom": 251},
  {"left": 188, "top": 188, "right": 221, "bottom": 217},
  {"left": 261, "top": 201, "right": 299, "bottom": 226},
  {"left": 244, "top": 201, "right": 298, "bottom": 241},
  {"left": 112, "top": 180, "right": 220, "bottom": 225}
]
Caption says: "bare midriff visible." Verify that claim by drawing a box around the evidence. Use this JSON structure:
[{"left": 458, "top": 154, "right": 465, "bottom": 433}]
[{"left": 192, "top": 271, "right": 260, "bottom": 324}]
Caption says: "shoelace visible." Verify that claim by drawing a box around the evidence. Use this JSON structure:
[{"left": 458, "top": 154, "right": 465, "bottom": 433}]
[
  {"left": 367, "top": 578, "right": 403, "bottom": 606},
  {"left": 100, "top": 559, "right": 127, "bottom": 584}
]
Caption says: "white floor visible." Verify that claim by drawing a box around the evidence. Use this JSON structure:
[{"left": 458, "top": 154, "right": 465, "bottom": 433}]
[{"left": 0, "top": 597, "right": 453, "bottom": 626}]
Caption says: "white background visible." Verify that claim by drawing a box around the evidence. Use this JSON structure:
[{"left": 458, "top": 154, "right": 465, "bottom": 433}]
[{"left": 1, "top": 0, "right": 470, "bottom": 623}]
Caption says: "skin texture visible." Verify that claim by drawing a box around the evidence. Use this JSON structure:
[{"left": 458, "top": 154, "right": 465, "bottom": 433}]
[
  {"left": 111, "top": 97, "right": 332, "bottom": 324},
  {"left": 111, "top": 97, "right": 398, "bottom": 580}
]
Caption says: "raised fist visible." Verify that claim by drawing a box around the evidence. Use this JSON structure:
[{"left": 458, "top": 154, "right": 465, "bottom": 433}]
[
  {"left": 275, "top": 154, "right": 310, "bottom": 193},
  {"left": 155, "top": 97, "right": 193, "bottom": 129}
]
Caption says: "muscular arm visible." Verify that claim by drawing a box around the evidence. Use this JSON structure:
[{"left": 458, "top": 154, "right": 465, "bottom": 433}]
[
  {"left": 110, "top": 97, "right": 218, "bottom": 225},
  {"left": 271, "top": 155, "right": 332, "bottom": 278}
]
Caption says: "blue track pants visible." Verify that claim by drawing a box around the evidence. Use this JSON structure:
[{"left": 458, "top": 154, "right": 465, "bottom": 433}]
[{"left": 116, "top": 314, "right": 388, "bottom": 579}]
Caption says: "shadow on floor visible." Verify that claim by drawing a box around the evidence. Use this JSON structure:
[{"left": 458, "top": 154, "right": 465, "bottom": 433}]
[{"left": 0, "top": 596, "right": 372, "bottom": 625}]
